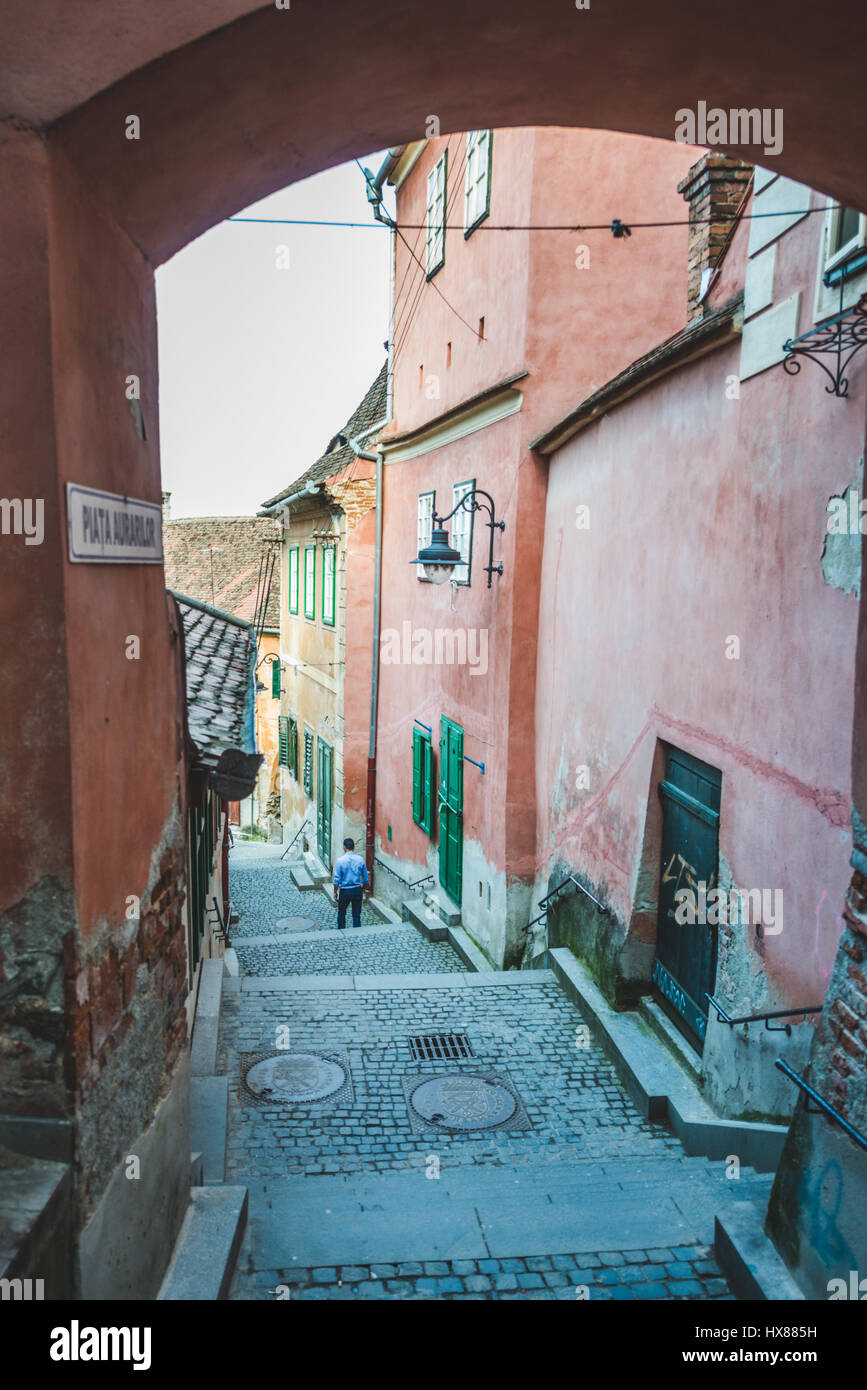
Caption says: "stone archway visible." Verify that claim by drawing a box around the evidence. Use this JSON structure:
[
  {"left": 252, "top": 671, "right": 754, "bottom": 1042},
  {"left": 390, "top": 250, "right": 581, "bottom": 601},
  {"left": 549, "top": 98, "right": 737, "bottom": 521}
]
[{"left": 1, "top": 0, "right": 866, "bottom": 1296}]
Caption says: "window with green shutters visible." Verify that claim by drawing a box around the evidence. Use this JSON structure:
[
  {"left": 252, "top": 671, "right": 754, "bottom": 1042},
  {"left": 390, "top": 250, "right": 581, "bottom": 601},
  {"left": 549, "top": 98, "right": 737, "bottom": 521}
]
[
  {"left": 288, "top": 546, "right": 299, "bottom": 614},
  {"left": 322, "top": 546, "right": 336, "bottom": 626},
  {"left": 303, "top": 729, "right": 314, "bottom": 798},
  {"left": 304, "top": 545, "right": 316, "bottom": 620},
  {"left": 271, "top": 659, "right": 281, "bottom": 698},
  {"left": 412, "top": 727, "right": 434, "bottom": 835},
  {"left": 278, "top": 714, "right": 298, "bottom": 777}
]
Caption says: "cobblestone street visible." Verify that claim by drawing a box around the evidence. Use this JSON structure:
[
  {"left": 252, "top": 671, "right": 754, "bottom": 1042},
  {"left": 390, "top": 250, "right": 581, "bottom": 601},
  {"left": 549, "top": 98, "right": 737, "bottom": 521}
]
[{"left": 223, "top": 846, "right": 761, "bottom": 1300}]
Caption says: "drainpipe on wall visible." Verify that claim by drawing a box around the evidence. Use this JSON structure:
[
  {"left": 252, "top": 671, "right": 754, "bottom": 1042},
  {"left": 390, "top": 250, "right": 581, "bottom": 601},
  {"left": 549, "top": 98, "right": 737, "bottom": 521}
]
[
  {"left": 351, "top": 150, "right": 398, "bottom": 886},
  {"left": 350, "top": 420, "right": 388, "bottom": 888}
]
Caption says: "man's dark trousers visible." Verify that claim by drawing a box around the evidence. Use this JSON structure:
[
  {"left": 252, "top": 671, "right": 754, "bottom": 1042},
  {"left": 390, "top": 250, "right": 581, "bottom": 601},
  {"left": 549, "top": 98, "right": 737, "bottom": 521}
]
[{"left": 337, "top": 887, "right": 364, "bottom": 929}]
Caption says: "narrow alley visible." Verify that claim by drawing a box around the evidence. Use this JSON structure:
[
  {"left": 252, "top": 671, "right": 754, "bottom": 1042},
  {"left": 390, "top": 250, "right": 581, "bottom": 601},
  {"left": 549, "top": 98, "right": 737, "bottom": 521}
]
[{"left": 221, "top": 845, "right": 766, "bottom": 1301}]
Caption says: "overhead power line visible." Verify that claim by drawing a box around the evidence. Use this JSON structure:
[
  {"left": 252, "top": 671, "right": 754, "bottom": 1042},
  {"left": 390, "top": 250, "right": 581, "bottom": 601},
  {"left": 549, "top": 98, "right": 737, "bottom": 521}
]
[{"left": 228, "top": 205, "right": 836, "bottom": 233}]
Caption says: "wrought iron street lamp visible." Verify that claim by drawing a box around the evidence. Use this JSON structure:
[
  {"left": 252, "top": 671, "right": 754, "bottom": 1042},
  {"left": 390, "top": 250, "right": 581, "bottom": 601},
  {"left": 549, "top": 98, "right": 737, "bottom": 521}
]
[{"left": 412, "top": 487, "right": 505, "bottom": 587}]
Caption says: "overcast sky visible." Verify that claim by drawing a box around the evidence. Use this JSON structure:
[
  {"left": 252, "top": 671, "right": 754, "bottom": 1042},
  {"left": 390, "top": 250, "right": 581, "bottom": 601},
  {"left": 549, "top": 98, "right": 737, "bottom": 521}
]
[{"left": 156, "top": 156, "right": 393, "bottom": 519}]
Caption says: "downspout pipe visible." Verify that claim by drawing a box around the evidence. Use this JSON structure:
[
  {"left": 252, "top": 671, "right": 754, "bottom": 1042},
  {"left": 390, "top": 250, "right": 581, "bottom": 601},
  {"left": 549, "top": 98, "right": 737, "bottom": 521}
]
[{"left": 349, "top": 417, "right": 389, "bottom": 888}]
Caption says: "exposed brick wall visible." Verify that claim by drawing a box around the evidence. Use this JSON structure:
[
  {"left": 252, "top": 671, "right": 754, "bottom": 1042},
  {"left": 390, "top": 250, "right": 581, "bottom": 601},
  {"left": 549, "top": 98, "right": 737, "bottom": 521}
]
[
  {"left": 678, "top": 154, "right": 753, "bottom": 321},
  {"left": 822, "top": 868, "right": 867, "bottom": 1120},
  {"left": 63, "top": 832, "right": 189, "bottom": 1215}
]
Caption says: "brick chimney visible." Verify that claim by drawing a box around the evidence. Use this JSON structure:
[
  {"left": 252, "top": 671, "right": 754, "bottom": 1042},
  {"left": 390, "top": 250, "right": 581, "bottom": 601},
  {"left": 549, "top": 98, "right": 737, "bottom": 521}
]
[{"left": 678, "top": 153, "right": 753, "bottom": 321}]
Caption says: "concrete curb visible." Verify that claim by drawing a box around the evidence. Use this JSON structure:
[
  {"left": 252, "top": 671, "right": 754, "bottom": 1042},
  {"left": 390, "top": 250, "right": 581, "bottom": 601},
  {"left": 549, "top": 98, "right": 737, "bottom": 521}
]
[
  {"left": 714, "top": 1203, "right": 805, "bottom": 1300},
  {"left": 158, "top": 1186, "right": 248, "bottom": 1301},
  {"left": 447, "top": 925, "right": 493, "bottom": 972},
  {"left": 232, "top": 921, "right": 410, "bottom": 948},
  {"left": 190, "top": 958, "right": 224, "bottom": 1076},
  {"left": 239, "top": 969, "right": 555, "bottom": 992},
  {"left": 549, "top": 948, "right": 787, "bottom": 1172}
]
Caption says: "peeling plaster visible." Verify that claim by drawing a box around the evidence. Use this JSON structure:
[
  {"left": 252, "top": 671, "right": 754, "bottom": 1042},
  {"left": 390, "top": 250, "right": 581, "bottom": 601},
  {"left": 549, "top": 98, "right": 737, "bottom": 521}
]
[{"left": 821, "top": 461, "right": 863, "bottom": 598}]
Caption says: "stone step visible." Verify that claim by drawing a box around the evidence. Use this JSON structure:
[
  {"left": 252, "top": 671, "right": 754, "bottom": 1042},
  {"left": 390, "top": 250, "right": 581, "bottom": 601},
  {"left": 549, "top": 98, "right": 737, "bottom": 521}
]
[
  {"left": 190, "top": 1075, "right": 228, "bottom": 1184},
  {"left": 159, "top": 1186, "right": 248, "bottom": 1301},
  {"left": 290, "top": 863, "right": 315, "bottom": 891},
  {"left": 404, "top": 897, "right": 449, "bottom": 942},
  {"left": 638, "top": 996, "right": 703, "bottom": 1087},
  {"left": 422, "top": 888, "right": 462, "bottom": 927},
  {"left": 303, "top": 851, "right": 330, "bottom": 885},
  {"left": 242, "top": 1159, "right": 757, "bottom": 1271}
]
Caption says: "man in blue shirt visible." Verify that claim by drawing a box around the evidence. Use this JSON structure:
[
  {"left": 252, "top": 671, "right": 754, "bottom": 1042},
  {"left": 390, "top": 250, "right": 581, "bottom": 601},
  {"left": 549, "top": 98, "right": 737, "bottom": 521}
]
[{"left": 332, "top": 837, "right": 370, "bottom": 929}]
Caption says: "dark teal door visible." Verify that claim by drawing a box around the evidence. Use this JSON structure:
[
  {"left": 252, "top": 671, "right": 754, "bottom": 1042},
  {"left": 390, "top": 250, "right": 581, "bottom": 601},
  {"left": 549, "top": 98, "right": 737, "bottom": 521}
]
[
  {"left": 653, "top": 748, "right": 721, "bottom": 1052},
  {"left": 317, "top": 738, "right": 332, "bottom": 867},
  {"left": 438, "top": 716, "right": 463, "bottom": 904}
]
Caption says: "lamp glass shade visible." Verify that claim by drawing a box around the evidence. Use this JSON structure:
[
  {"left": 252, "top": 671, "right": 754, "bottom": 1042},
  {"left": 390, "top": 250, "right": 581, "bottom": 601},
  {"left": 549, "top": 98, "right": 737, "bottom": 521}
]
[
  {"left": 414, "top": 526, "right": 462, "bottom": 583},
  {"left": 422, "top": 562, "right": 454, "bottom": 584}
]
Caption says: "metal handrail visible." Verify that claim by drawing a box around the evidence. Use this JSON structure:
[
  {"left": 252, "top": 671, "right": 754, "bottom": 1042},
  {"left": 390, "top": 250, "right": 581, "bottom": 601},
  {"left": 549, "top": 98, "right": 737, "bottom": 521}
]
[
  {"left": 539, "top": 873, "right": 612, "bottom": 917},
  {"left": 281, "top": 817, "right": 310, "bottom": 860},
  {"left": 775, "top": 1058, "right": 867, "bottom": 1153},
  {"left": 373, "top": 856, "right": 434, "bottom": 892},
  {"left": 706, "top": 993, "right": 822, "bottom": 1037},
  {"left": 523, "top": 873, "right": 613, "bottom": 938}
]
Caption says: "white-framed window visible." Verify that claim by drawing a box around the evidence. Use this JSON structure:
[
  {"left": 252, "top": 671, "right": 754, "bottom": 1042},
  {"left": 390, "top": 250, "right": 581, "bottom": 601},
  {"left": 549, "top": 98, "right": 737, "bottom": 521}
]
[
  {"left": 464, "top": 130, "right": 492, "bottom": 235},
  {"left": 417, "top": 491, "right": 435, "bottom": 582},
  {"left": 322, "top": 545, "right": 335, "bottom": 626},
  {"left": 451, "top": 479, "right": 475, "bottom": 586},
  {"left": 814, "top": 202, "right": 867, "bottom": 324},
  {"left": 288, "top": 545, "right": 299, "bottom": 614},
  {"left": 425, "top": 152, "right": 447, "bottom": 277},
  {"left": 825, "top": 205, "right": 867, "bottom": 274},
  {"left": 303, "top": 545, "right": 316, "bottom": 620}
]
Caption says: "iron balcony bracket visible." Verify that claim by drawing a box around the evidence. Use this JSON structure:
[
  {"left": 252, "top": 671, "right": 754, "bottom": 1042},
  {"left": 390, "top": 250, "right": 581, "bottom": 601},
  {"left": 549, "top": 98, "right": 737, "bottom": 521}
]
[
  {"left": 782, "top": 288, "right": 867, "bottom": 398},
  {"left": 705, "top": 993, "right": 822, "bottom": 1037},
  {"left": 775, "top": 1058, "right": 867, "bottom": 1152}
]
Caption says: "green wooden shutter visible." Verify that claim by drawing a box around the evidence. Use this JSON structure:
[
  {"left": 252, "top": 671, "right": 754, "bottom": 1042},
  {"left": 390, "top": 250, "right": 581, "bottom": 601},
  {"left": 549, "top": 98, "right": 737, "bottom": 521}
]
[
  {"left": 421, "top": 735, "right": 433, "bottom": 835},
  {"left": 278, "top": 715, "right": 289, "bottom": 767},
  {"left": 288, "top": 716, "right": 297, "bottom": 777},
  {"left": 303, "top": 730, "right": 314, "bottom": 797},
  {"left": 412, "top": 729, "right": 434, "bottom": 835},
  {"left": 412, "top": 729, "right": 423, "bottom": 825},
  {"left": 271, "top": 660, "right": 281, "bottom": 698}
]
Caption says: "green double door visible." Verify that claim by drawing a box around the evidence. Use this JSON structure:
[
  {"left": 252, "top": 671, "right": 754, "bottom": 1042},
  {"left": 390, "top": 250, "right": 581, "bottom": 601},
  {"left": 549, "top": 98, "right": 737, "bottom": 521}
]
[
  {"left": 653, "top": 747, "right": 721, "bottom": 1052},
  {"left": 317, "top": 737, "right": 333, "bottom": 867},
  {"left": 438, "top": 716, "right": 463, "bottom": 904}
]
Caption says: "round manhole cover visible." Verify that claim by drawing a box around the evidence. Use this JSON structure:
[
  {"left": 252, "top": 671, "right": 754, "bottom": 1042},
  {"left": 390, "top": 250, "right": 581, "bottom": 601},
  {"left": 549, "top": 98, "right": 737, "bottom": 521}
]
[
  {"left": 244, "top": 1052, "right": 347, "bottom": 1103},
  {"left": 408, "top": 1074, "right": 518, "bottom": 1131}
]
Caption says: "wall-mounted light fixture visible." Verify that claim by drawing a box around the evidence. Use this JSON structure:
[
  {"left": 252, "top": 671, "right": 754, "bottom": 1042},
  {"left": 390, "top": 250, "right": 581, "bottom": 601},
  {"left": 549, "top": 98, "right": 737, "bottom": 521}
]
[{"left": 411, "top": 486, "right": 505, "bottom": 587}]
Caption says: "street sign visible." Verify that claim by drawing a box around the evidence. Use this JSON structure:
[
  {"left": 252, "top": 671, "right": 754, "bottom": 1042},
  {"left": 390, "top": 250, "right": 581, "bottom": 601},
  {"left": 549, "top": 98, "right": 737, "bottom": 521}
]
[{"left": 66, "top": 482, "right": 163, "bottom": 564}]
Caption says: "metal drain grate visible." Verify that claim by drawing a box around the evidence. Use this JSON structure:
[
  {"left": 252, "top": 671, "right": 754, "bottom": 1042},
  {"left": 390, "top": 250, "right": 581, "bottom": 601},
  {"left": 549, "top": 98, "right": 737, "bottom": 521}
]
[{"left": 409, "top": 1032, "right": 474, "bottom": 1062}]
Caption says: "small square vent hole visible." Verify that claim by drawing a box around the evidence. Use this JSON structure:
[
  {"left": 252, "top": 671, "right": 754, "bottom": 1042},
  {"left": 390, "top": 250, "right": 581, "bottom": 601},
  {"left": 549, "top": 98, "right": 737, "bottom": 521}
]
[{"left": 409, "top": 1032, "right": 474, "bottom": 1062}]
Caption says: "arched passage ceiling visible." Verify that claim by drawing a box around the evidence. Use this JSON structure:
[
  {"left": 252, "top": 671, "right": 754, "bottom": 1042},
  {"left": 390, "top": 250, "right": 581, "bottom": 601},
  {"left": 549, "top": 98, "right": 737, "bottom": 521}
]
[{"left": 3, "top": 0, "right": 865, "bottom": 264}]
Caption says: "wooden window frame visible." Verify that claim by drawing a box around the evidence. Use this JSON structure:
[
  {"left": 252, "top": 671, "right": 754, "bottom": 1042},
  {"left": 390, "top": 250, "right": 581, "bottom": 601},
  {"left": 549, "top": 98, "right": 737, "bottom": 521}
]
[
  {"left": 322, "top": 544, "right": 336, "bottom": 627},
  {"left": 450, "top": 478, "right": 475, "bottom": 586},
  {"left": 303, "top": 544, "right": 316, "bottom": 621},
  {"left": 288, "top": 546, "right": 299, "bottom": 615},
  {"left": 464, "top": 129, "right": 493, "bottom": 238},
  {"left": 425, "top": 149, "right": 447, "bottom": 279},
  {"left": 416, "top": 490, "right": 436, "bottom": 584}
]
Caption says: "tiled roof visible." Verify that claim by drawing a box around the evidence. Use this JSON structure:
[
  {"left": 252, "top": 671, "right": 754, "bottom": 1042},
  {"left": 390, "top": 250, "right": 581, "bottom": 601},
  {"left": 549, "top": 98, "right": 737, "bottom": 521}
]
[
  {"left": 173, "top": 592, "right": 259, "bottom": 773},
  {"left": 163, "top": 515, "right": 281, "bottom": 631},
  {"left": 262, "top": 361, "right": 388, "bottom": 508}
]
